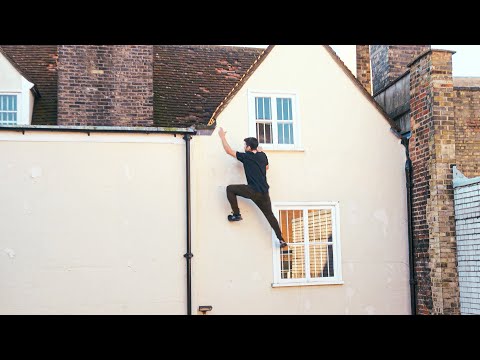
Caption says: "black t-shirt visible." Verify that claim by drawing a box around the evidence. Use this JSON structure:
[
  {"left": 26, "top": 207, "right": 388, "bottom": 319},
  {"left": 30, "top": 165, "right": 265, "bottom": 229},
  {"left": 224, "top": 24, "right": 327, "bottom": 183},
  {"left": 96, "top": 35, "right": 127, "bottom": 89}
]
[{"left": 236, "top": 151, "right": 270, "bottom": 193}]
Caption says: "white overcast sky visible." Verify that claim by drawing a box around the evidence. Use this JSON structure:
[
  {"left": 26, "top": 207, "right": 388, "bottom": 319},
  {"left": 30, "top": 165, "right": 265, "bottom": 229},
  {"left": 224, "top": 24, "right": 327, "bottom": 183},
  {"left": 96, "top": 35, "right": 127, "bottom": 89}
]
[{"left": 231, "top": 45, "right": 480, "bottom": 77}]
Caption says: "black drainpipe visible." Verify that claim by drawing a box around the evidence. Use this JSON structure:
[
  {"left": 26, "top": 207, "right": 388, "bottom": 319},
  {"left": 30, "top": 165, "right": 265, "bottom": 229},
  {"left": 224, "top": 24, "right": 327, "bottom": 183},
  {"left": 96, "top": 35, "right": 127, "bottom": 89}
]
[
  {"left": 183, "top": 134, "right": 193, "bottom": 315},
  {"left": 401, "top": 136, "right": 417, "bottom": 315}
]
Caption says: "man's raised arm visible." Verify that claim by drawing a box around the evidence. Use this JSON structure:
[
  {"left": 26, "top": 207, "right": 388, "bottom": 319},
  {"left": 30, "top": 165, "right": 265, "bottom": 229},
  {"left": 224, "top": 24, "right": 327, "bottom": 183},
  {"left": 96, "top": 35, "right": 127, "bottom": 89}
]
[{"left": 218, "top": 127, "right": 236, "bottom": 158}]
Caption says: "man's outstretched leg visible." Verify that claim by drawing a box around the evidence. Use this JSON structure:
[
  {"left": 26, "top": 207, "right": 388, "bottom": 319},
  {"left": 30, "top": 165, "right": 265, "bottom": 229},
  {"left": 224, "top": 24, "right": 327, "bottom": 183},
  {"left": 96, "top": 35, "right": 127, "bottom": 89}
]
[
  {"left": 253, "top": 193, "right": 288, "bottom": 248},
  {"left": 226, "top": 184, "right": 256, "bottom": 221}
]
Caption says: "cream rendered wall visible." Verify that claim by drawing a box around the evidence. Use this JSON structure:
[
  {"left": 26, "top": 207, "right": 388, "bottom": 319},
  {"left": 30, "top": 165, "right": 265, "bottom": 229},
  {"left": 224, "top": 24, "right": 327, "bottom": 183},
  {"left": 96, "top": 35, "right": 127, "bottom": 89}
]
[
  {"left": 192, "top": 45, "right": 409, "bottom": 314},
  {"left": 0, "top": 53, "right": 23, "bottom": 89},
  {"left": 0, "top": 132, "right": 187, "bottom": 314}
]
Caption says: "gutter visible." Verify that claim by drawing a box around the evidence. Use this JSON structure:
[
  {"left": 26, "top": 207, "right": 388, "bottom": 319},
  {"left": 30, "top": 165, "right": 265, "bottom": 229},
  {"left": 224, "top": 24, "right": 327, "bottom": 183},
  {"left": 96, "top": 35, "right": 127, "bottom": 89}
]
[
  {"left": 401, "top": 136, "right": 417, "bottom": 315},
  {"left": 0, "top": 124, "right": 196, "bottom": 135}
]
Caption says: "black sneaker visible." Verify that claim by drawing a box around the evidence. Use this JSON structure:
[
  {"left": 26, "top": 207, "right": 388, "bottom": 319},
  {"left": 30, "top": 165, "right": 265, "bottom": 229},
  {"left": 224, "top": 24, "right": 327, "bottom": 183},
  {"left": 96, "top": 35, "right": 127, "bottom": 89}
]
[
  {"left": 227, "top": 213, "right": 243, "bottom": 222},
  {"left": 279, "top": 240, "right": 288, "bottom": 248}
]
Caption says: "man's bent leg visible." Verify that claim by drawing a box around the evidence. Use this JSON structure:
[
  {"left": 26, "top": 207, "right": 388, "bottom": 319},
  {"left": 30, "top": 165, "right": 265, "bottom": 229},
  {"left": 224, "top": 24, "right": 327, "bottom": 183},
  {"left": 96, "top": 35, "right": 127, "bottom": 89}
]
[{"left": 226, "top": 184, "right": 255, "bottom": 215}]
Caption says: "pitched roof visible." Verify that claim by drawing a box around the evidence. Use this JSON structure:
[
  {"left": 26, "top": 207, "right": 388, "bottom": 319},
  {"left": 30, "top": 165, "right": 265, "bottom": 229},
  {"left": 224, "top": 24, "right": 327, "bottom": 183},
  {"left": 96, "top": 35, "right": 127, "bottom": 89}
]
[
  {"left": 0, "top": 45, "right": 399, "bottom": 134},
  {"left": 207, "top": 45, "right": 274, "bottom": 126},
  {"left": 207, "top": 45, "right": 400, "bottom": 134},
  {"left": 0, "top": 45, "right": 58, "bottom": 125},
  {"left": 153, "top": 45, "right": 263, "bottom": 128}
]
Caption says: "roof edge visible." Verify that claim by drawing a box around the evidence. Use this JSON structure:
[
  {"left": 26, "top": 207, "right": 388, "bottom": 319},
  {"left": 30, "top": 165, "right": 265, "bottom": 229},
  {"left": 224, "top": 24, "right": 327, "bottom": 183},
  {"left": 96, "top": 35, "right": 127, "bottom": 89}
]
[
  {"left": 0, "top": 124, "right": 196, "bottom": 134},
  {"left": 208, "top": 45, "right": 401, "bottom": 135},
  {"left": 207, "top": 45, "right": 275, "bottom": 126}
]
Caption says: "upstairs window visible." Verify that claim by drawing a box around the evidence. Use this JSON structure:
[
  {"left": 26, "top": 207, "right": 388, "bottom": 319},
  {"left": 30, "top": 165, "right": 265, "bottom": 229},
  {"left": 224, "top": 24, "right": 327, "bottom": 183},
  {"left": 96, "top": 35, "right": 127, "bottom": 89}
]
[
  {"left": 249, "top": 92, "right": 300, "bottom": 150},
  {"left": 0, "top": 94, "right": 18, "bottom": 125}
]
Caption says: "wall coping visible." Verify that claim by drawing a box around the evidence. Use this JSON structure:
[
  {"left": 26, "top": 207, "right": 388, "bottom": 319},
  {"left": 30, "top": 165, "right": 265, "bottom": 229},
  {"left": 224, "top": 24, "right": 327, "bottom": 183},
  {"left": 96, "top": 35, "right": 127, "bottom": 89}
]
[{"left": 407, "top": 49, "right": 456, "bottom": 68}]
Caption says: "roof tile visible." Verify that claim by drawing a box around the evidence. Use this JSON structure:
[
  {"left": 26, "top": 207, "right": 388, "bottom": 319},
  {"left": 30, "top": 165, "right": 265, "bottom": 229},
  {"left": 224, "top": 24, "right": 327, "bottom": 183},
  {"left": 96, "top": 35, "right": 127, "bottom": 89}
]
[{"left": 153, "top": 45, "right": 263, "bottom": 127}]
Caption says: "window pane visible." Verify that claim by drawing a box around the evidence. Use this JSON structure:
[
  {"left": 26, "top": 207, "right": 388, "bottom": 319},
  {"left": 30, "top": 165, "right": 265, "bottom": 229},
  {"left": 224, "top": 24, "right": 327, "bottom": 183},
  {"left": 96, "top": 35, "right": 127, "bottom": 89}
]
[
  {"left": 277, "top": 98, "right": 283, "bottom": 120},
  {"left": 308, "top": 209, "right": 332, "bottom": 243},
  {"left": 256, "top": 97, "right": 264, "bottom": 119},
  {"left": 285, "top": 123, "right": 290, "bottom": 144},
  {"left": 308, "top": 209, "right": 334, "bottom": 279},
  {"left": 265, "top": 124, "right": 272, "bottom": 143},
  {"left": 257, "top": 123, "right": 265, "bottom": 143},
  {"left": 279, "top": 210, "right": 305, "bottom": 279},
  {"left": 309, "top": 244, "right": 335, "bottom": 278},
  {"left": 288, "top": 98, "right": 292, "bottom": 120},
  {"left": 278, "top": 124, "right": 284, "bottom": 144},
  {"left": 256, "top": 97, "right": 272, "bottom": 120},
  {"left": 257, "top": 123, "right": 273, "bottom": 144},
  {"left": 278, "top": 123, "right": 294, "bottom": 145},
  {"left": 264, "top": 98, "right": 271, "bottom": 120},
  {"left": 277, "top": 98, "right": 292, "bottom": 121},
  {"left": 0, "top": 95, "right": 18, "bottom": 125},
  {"left": 280, "top": 246, "right": 305, "bottom": 279},
  {"left": 280, "top": 210, "right": 304, "bottom": 244},
  {"left": 327, "top": 244, "right": 334, "bottom": 276},
  {"left": 280, "top": 249, "right": 291, "bottom": 279},
  {"left": 292, "top": 247, "right": 305, "bottom": 278}
]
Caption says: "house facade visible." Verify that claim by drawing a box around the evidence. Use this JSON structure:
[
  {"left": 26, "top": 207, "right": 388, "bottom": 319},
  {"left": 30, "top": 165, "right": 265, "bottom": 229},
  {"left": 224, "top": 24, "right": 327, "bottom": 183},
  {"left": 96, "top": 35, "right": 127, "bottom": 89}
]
[{"left": 0, "top": 45, "right": 410, "bottom": 314}]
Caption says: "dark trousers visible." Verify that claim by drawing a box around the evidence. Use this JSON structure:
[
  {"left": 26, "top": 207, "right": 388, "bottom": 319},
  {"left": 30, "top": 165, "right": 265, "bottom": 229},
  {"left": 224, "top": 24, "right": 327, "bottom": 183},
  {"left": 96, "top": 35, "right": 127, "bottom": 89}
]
[{"left": 226, "top": 184, "right": 284, "bottom": 241}]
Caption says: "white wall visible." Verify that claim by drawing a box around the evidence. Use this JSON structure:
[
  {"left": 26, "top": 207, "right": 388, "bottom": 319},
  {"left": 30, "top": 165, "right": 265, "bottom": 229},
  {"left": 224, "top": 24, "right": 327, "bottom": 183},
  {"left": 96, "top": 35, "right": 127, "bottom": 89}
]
[
  {"left": 0, "top": 132, "right": 187, "bottom": 314},
  {"left": 0, "top": 53, "right": 23, "bottom": 89}
]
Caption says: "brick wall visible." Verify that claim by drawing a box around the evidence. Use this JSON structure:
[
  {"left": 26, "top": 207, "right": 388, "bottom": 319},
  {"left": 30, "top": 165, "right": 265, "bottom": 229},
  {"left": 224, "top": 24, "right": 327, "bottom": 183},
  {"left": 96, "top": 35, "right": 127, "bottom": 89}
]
[
  {"left": 409, "top": 50, "right": 460, "bottom": 314},
  {"left": 452, "top": 168, "right": 480, "bottom": 314},
  {"left": 371, "top": 45, "right": 430, "bottom": 95},
  {"left": 454, "top": 89, "right": 480, "bottom": 178},
  {"left": 389, "top": 46, "right": 430, "bottom": 83},
  {"left": 356, "top": 45, "right": 371, "bottom": 94},
  {"left": 58, "top": 45, "right": 153, "bottom": 126},
  {"left": 370, "top": 46, "right": 389, "bottom": 95}
]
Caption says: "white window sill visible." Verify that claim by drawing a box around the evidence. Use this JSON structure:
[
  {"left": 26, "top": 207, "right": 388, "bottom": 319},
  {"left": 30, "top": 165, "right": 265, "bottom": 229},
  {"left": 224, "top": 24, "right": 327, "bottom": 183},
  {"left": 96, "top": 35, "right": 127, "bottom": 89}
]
[
  {"left": 262, "top": 148, "right": 305, "bottom": 152},
  {"left": 272, "top": 281, "right": 344, "bottom": 288}
]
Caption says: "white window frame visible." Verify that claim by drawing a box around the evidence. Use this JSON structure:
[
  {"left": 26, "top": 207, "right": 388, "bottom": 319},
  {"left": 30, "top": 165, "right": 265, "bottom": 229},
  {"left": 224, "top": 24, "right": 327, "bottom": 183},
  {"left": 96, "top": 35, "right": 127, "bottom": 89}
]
[
  {"left": 248, "top": 90, "right": 301, "bottom": 150},
  {"left": 0, "top": 92, "right": 21, "bottom": 126},
  {"left": 271, "top": 202, "right": 343, "bottom": 287}
]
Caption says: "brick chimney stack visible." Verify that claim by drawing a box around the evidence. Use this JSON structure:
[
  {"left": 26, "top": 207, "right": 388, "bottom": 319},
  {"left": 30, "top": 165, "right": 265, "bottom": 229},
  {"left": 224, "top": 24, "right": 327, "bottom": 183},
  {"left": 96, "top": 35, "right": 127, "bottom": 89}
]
[
  {"left": 356, "top": 45, "right": 372, "bottom": 94},
  {"left": 409, "top": 49, "right": 460, "bottom": 315},
  {"left": 370, "top": 45, "right": 430, "bottom": 95},
  {"left": 58, "top": 45, "right": 153, "bottom": 126}
]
